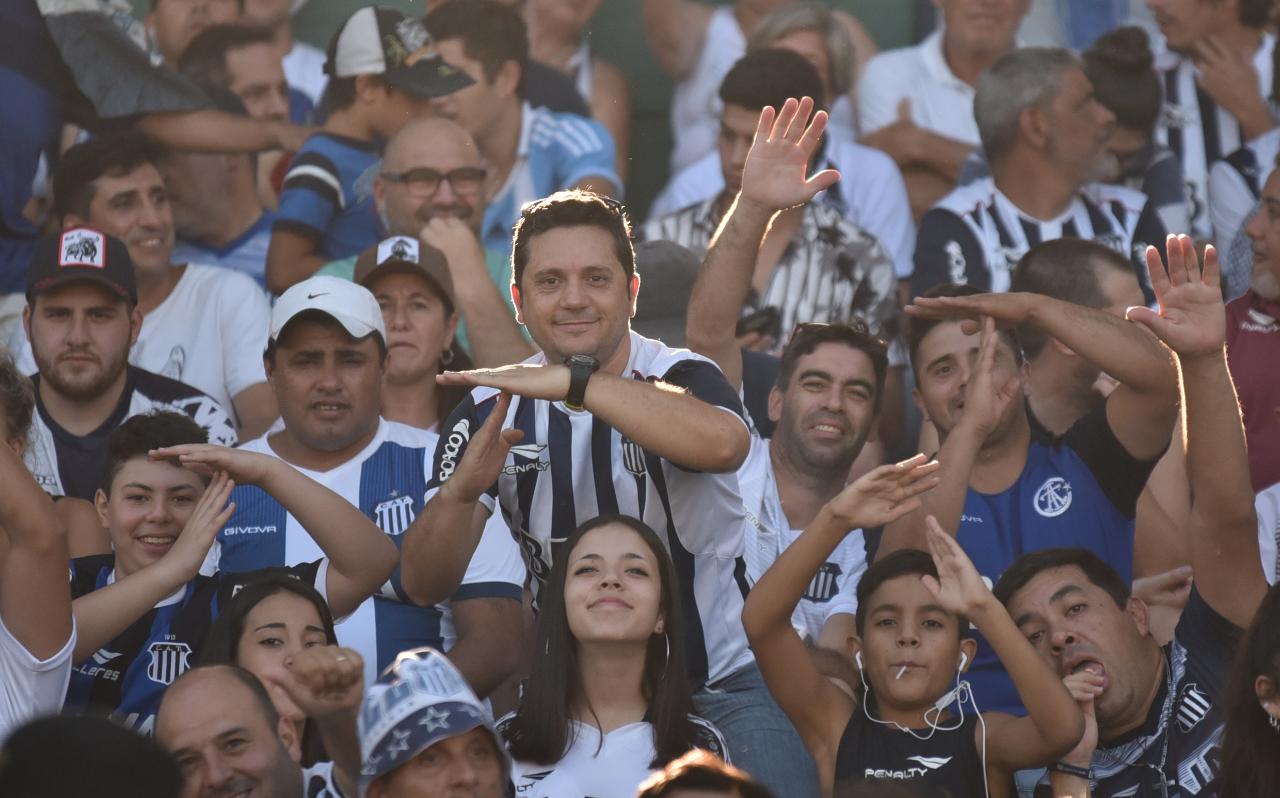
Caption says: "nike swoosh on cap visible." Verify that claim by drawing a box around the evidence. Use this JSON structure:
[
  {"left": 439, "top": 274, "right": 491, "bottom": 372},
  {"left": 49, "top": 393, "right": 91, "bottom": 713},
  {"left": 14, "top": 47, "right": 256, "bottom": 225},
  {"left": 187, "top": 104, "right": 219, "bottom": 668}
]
[{"left": 307, "top": 292, "right": 329, "bottom": 299}]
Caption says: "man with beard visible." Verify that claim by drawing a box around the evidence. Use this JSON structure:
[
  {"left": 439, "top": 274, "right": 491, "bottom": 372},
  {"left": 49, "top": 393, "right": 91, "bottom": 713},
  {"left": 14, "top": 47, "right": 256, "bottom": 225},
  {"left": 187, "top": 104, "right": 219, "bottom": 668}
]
[
  {"left": 319, "top": 116, "right": 533, "bottom": 367},
  {"left": 994, "top": 240, "right": 1266, "bottom": 796},
  {"left": 912, "top": 47, "right": 1166, "bottom": 303},
  {"left": 20, "top": 228, "right": 236, "bottom": 500},
  {"left": 877, "top": 236, "right": 1181, "bottom": 713}
]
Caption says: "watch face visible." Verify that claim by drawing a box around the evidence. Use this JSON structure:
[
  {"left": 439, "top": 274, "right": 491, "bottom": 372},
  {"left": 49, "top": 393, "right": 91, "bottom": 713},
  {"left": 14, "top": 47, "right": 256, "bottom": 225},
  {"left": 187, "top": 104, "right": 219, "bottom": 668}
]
[{"left": 566, "top": 354, "right": 599, "bottom": 369}]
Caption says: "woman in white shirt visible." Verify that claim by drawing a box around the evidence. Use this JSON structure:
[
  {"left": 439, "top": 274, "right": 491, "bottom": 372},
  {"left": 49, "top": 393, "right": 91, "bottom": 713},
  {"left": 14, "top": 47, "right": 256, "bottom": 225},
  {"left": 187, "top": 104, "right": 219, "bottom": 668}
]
[{"left": 500, "top": 515, "right": 727, "bottom": 798}]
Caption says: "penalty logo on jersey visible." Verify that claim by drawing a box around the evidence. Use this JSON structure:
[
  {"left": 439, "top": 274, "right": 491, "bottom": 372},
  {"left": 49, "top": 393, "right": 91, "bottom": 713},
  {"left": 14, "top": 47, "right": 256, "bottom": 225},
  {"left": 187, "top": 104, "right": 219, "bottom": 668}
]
[
  {"left": 375, "top": 493, "right": 416, "bottom": 536},
  {"left": 1034, "top": 477, "right": 1073, "bottom": 518},
  {"left": 146, "top": 641, "right": 193, "bottom": 685}
]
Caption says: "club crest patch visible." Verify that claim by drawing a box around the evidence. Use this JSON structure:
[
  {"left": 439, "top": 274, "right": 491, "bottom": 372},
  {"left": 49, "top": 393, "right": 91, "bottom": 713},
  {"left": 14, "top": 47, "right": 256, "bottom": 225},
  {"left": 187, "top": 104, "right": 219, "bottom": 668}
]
[
  {"left": 59, "top": 229, "right": 106, "bottom": 268},
  {"left": 1034, "top": 477, "right": 1073, "bottom": 518}
]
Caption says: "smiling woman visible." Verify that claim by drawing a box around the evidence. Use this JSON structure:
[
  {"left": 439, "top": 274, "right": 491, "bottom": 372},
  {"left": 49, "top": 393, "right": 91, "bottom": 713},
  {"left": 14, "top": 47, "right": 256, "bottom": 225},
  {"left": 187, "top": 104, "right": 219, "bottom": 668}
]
[{"left": 499, "top": 515, "right": 728, "bottom": 798}]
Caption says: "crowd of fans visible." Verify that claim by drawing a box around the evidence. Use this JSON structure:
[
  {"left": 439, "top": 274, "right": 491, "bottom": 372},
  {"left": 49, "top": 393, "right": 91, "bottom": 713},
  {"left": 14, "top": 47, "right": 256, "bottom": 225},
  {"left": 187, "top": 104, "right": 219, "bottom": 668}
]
[{"left": 2, "top": 0, "right": 1280, "bottom": 797}]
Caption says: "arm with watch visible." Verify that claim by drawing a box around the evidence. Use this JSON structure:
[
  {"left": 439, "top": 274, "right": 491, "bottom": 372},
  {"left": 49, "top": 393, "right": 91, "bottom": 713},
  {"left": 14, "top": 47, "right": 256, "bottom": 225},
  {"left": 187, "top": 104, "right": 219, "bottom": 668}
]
[{"left": 438, "top": 356, "right": 751, "bottom": 473}]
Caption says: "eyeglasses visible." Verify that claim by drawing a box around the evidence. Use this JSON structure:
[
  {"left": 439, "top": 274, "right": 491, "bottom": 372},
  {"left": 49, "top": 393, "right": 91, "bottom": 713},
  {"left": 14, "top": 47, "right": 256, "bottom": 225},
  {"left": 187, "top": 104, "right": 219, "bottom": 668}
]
[{"left": 380, "top": 167, "right": 486, "bottom": 196}]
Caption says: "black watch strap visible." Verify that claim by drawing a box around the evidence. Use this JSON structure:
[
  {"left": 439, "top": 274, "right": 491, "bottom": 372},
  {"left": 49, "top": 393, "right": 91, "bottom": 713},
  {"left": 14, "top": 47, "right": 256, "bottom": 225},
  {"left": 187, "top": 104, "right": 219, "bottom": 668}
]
[
  {"left": 564, "top": 356, "right": 598, "bottom": 411},
  {"left": 1050, "top": 762, "right": 1093, "bottom": 780}
]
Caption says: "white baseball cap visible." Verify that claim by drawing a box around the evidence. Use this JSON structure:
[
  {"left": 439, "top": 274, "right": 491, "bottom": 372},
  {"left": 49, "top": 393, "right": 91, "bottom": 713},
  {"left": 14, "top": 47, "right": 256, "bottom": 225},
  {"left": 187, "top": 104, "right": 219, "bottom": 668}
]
[{"left": 270, "top": 276, "right": 387, "bottom": 344}]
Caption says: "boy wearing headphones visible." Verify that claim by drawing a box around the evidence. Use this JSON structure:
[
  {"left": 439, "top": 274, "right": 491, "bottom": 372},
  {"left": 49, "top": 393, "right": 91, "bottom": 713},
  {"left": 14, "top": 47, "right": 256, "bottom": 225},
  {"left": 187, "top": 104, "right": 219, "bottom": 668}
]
[{"left": 743, "top": 453, "right": 1085, "bottom": 797}]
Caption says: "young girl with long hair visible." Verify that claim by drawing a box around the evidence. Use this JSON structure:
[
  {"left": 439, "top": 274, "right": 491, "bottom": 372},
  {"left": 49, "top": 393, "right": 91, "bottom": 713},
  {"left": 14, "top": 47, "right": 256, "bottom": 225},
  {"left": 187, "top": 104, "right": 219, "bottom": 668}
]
[{"left": 1218, "top": 582, "right": 1280, "bottom": 797}]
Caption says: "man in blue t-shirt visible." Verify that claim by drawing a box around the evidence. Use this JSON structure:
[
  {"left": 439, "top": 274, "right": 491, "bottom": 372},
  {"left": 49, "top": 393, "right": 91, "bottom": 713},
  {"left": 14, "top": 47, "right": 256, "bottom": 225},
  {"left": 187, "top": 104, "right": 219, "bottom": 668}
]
[
  {"left": 424, "top": 0, "right": 620, "bottom": 255},
  {"left": 878, "top": 266, "right": 1180, "bottom": 713},
  {"left": 265, "top": 7, "right": 473, "bottom": 295},
  {"left": 995, "top": 237, "right": 1267, "bottom": 796}
]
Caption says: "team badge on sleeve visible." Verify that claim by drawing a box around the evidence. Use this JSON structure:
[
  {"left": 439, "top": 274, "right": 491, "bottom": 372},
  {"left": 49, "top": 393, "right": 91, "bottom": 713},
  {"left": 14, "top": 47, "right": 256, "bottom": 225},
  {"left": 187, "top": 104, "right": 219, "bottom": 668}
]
[{"left": 59, "top": 229, "right": 106, "bottom": 268}]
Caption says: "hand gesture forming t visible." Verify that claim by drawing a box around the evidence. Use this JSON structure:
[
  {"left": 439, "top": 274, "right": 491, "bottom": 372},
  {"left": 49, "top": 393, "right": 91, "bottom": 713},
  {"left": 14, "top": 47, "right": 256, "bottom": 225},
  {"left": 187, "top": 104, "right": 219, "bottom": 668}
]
[
  {"left": 919, "top": 516, "right": 994, "bottom": 618},
  {"left": 739, "top": 96, "right": 841, "bottom": 213},
  {"left": 437, "top": 363, "right": 571, "bottom": 402},
  {"left": 438, "top": 392, "right": 524, "bottom": 505},
  {"left": 905, "top": 291, "right": 1038, "bottom": 334},
  {"left": 958, "top": 316, "right": 1022, "bottom": 437},
  {"left": 151, "top": 444, "right": 277, "bottom": 486},
  {"left": 825, "top": 454, "right": 940, "bottom": 531},
  {"left": 163, "top": 471, "right": 236, "bottom": 581},
  {"left": 1125, "top": 235, "right": 1226, "bottom": 357}
]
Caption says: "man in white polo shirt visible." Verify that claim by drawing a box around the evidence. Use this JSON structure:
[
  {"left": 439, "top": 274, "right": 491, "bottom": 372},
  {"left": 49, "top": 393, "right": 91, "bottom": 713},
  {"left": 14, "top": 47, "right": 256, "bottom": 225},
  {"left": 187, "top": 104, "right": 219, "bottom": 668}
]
[{"left": 858, "top": 0, "right": 1029, "bottom": 218}]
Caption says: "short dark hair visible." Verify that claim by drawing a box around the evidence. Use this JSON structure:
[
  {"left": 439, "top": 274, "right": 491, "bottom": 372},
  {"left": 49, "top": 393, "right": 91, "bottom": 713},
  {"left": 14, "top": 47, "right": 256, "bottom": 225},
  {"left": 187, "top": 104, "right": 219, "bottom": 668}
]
[
  {"left": 425, "top": 0, "right": 528, "bottom": 99},
  {"left": 1082, "top": 27, "right": 1161, "bottom": 132},
  {"left": 1240, "top": 0, "right": 1272, "bottom": 28},
  {"left": 906, "top": 283, "right": 1023, "bottom": 377},
  {"left": 856, "top": 549, "right": 967, "bottom": 639},
  {"left": 719, "top": 48, "right": 827, "bottom": 112},
  {"left": 0, "top": 353, "right": 34, "bottom": 443},
  {"left": 177, "top": 23, "right": 276, "bottom": 87},
  {"left": 102, "top": 411, "right": 208, "bottom": 495},
  {"left": 1010, "top": 239, "right": 1136, "bottom": 358},
  {"left": 320, "top": 75, "right": 360, "bottom": 112},
  {"left": 636, "top": 749, "right": 776, "bottom": 798},
  {"left": 776, "top": 321, "right": 889, "bottom": 412},
  {"left": 992, "top": 548, "right": 1131, "bottom": 611},
  {"left": 54, "top": 133, "right": 162, "bottom": 223},
  {"left": 511, "top": 190, "right": 635, "bottom": 288}
]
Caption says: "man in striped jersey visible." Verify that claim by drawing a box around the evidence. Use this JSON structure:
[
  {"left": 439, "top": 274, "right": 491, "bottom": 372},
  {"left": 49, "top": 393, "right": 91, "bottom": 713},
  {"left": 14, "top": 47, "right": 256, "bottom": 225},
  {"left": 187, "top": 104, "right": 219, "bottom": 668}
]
[
  {"left": 401, "top": 181, "right": 822, "bottom": 795},
  {"left": 912, "top": 48, "right": 1167, "bottom": 303},
  {"left": 1150, "top": 0, "right": 1276, "bottom": 240},
  {"left": 424, "top": 0, "right": 621, "bottom": 256}
]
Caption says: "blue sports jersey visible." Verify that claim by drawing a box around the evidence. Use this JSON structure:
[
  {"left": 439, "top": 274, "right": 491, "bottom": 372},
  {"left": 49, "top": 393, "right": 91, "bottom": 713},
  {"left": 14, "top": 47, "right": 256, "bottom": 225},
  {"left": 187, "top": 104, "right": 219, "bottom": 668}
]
[
  {"left": 481, "top": 103, "right": 620, "bottom": 254},
  {"left": 66, "top": 555, "right": 322, "bottom": 734},
  {"left": 210, "top": 420, "right": 524, "bottom": 686},
  {"left": 958, "top": 404, "right": 1157, "bottom": 714},
  {"left": 273, "top": 132, "right": 382, "bottom": 261},
  {"left": 172, "top": 212, "right": 275, "bottom": 289}
]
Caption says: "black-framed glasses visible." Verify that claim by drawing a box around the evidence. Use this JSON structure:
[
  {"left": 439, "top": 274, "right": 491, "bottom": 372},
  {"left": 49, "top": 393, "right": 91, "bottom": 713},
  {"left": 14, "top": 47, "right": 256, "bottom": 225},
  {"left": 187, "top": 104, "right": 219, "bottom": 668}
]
[{"left": 380, "top": 166, "right": 486, "bottom": 196}]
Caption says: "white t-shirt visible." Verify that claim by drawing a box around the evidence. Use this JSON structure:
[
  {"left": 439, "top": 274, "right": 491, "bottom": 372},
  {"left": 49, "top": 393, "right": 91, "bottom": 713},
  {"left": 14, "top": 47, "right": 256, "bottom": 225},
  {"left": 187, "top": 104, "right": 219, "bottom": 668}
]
[
  {"left": 649, "top": 134, "right": 915, "bottom": 279},
  {"left": 9, "top": 263, "right": 270, "bottom": 418},
  {"left": 668, "top": 6, "right": 743, "bottom": 174},
  {"left": 504, "top": 717, "right": 728, "bottom": 798},
  {"left": 283, "top": 40, "right": 329, "bottom": 107},
  {"left": 737, "top": 436, "right": 864, "bottom": 643},
  {"left": 857, "top": 29, "right": 982, "bottom": 147},
  {"left": 1209, "top": 127, "right": 1280, "bottom": 252},
  {"left": 0, "top": 614, "right": 74, "bottom": 743},
  {"left": 1258, "top": 481, "right": 1280, "bottom": 585}
]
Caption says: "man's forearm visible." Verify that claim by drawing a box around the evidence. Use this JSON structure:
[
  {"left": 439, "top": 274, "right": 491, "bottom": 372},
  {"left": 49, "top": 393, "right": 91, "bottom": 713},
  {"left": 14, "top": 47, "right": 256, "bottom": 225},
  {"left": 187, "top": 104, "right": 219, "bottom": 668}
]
[
  {"left": 72, "top": 565, "right": 186, "bottom": 661},
  {"left": 312, "top": 710, "right": 361, "bottom": 798},
  {"left": 1028, "top": 296, "right": 1176, "bottom": 396},
  {"left": 449, "top": 259, "right": 535, "bottom": 367},
  {"left": 582, "top": 372, "right": 749, "bottom": 472},
  {"left": 448, "top": 597, "right": 523, "bottom": 698},
  {"left": 685, "top": 196, "right": 773, "bottom": 387},
  {"left": 138, "top": 110, "right": 284, "bottom": 154},
  {"left": 401, "top": 494, "right": 487, "bottom": 606},
  {"left": 1182, "top": 351, "right": 1255, "bottom": 529},
  {"left": 878, "top": 425, "right": 982, "bottom": 555},
  {"left": 0, "top": 450, "right": 72, "bottom": 659},
  {"left": 908, "top": 131, "right": 973, "bottom": 182}
]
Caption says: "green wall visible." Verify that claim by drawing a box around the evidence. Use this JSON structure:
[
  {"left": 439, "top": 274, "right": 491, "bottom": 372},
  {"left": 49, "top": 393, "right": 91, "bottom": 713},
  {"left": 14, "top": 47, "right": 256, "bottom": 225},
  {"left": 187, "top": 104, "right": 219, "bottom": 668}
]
[{"left": 134, "top": 0, "right": 916, "bottom": 215}]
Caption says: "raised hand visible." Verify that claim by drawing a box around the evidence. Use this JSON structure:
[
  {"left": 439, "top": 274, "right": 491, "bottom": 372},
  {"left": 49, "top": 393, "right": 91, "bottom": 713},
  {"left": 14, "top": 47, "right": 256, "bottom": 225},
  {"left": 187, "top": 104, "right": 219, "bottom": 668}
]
[
  {"left": 1125, "top": 235, "right": 1226, "bottom": 357},
  {"left": 437, "top": 363, "right": 571, "bottom": 402},
  {"left": 825, "top": 453, "right": 940, "bottom": 531},
  {"left": 919, "top": 516, "right": 994, "bottom": 617},
  {"left": 958, "top": 316, "right": 1022, "bottom": 436},
  {"left": 151, "top": 444, "right": 277, "bottom": 486},
  {"left": 739, "top": 97, "right": 841, "bottom": 212},
  {"left": 272, "top": 645, "right": 365, "bottom": 720},
  {"left": 438, "top": 392, "right": 524, "bottom": 504},
  {"left": 421, "top": 217, "right": 485, "bottom": 268},
  {"left": 905, "top": 291, "right": 1038, "bottom": 334},
  {"left": 163, "top": 471, "right": 236, "bottom": 581}
]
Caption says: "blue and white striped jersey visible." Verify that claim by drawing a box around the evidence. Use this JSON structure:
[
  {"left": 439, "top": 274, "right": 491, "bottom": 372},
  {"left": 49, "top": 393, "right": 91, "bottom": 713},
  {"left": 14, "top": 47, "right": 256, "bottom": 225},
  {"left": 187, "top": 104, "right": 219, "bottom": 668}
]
[
  {"left": 480, "top": 103, "right": 620, "bottom": 254},
  {"left": 207, "top": 419, "right": 525, "bottom": 687},
  {"left": 912, "top": 177, "right": 1165, "bottom": 302},
  {"left": 427, "top": 333, "right": 755, "bottom": 687}
]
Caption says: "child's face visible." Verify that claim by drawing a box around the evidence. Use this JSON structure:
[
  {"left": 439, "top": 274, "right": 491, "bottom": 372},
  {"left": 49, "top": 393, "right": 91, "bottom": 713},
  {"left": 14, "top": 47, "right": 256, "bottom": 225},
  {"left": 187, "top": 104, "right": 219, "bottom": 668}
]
[
  {"left": 96, "top": 457, "right": 207, "bottom": 578},
  {"left": 858, "top": 574, "right": 969, "bottom": 710}
]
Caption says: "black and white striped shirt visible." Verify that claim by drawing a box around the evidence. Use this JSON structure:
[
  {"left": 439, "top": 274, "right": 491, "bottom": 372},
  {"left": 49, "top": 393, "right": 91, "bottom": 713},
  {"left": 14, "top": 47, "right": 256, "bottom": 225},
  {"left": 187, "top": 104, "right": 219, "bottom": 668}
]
[
  {"left": 911, "top": 177, "right": 1165, "bottom": 301},
  {"left": 1155, "top": 34, "right": 1276, "bottom": 239},
  {"left": 426, "top": 332, "right": 755, "bottom": 687}
]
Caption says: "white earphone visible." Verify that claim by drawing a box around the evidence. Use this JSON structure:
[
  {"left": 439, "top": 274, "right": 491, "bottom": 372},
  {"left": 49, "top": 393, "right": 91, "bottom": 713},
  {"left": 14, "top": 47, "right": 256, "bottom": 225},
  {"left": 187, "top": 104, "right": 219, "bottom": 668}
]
[{"left": 959, "top": 652, "right": 969, "bottom": 671}]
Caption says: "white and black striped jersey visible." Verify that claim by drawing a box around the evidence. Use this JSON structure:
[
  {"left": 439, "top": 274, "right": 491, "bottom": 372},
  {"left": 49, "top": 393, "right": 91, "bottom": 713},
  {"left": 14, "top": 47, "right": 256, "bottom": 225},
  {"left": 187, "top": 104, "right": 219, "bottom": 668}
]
[
  {"left": 911, "top": 177, "right": 1165, "bottom": 302},
  {"left": 24, "top": 366, "right": 237, "bottom": 500},
  {"left": 1155, "top": 34, "right": 1276, "bottom": 239},
  {"left": 737, "top": 436, "right": 865, "bottom": 643},
  {"left": 426, "top": 332, "right": 755, "bottom": 687},
  {"left": 1209, "top": 127, "right": 1280, "bottom": 246}
]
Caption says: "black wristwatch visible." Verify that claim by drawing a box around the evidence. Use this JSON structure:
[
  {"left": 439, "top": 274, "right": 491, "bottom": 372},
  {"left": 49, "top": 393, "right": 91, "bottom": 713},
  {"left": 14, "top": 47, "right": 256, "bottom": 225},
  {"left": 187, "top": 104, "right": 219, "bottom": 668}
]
[
  {"left": 1050, "top": 762, "right": 1093, "bottom": 781},
  {"left": 563, "top": 354, "right": 600, "bottom": 411}
]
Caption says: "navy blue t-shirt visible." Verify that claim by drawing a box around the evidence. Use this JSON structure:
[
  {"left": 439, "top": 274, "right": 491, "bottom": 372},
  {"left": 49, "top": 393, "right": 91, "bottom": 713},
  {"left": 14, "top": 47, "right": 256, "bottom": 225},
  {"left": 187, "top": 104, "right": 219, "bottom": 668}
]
[
  {"left": 960, "top": 403, "right": 1158, "bottom": 713},
  {"left": 66, "top": 556, "right": 321, "bottom": 734}
]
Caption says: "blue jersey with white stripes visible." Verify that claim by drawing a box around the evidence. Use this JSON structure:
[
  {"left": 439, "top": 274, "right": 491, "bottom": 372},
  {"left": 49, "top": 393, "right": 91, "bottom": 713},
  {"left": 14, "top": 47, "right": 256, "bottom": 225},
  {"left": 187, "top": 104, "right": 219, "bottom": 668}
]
[
  {"left": 274, "top": 132, "right": 382, "bottom": 261},
  {"left": 66, "top": 556, "right": 322, "bottom": 735},
  {"left": 481, "top": 103, "right": 620, "bottom": 253},
  {"left": 210, "top": 420, "right": 524, "bottom": 686},
  {"left": 426, "top": 332, "right": 754, "bottom": 687}
]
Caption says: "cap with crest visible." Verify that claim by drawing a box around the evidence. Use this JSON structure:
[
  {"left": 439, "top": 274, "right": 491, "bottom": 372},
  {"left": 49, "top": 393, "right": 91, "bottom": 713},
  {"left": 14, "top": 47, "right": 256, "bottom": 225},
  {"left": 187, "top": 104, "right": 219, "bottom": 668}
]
[
  {"left": 353, "top": 235, "right": 455, "bottom": 313},
  {"left": 26, "top": 228, "right": 138, "bottom": 306},
  {"left": 325, "top": 6, "right": 473, "bottom": 99}
]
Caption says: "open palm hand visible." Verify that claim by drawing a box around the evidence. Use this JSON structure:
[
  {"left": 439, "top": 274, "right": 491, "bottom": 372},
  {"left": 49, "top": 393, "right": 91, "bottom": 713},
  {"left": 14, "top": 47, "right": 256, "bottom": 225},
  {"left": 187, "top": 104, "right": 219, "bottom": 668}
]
[{"left": 738, "top": 97, "right": 841, "bottom": 212}]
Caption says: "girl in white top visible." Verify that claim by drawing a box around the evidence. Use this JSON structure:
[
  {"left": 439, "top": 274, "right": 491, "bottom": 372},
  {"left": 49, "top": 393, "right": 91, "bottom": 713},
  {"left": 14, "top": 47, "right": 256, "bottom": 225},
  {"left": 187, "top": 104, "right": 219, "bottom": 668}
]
[{"left": 499, "top": 515, "right": 728, "bottom": 798}]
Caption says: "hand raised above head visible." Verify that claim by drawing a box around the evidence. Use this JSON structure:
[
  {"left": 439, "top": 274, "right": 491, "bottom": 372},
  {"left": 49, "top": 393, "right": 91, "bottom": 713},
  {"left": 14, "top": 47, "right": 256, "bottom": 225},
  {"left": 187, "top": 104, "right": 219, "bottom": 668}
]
[
  {"left": 1124, "top": 235, "right": 1226, "bottom": 357},
  {"left": 738, "top": 97, "right": 841, "bottom": 213}
]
